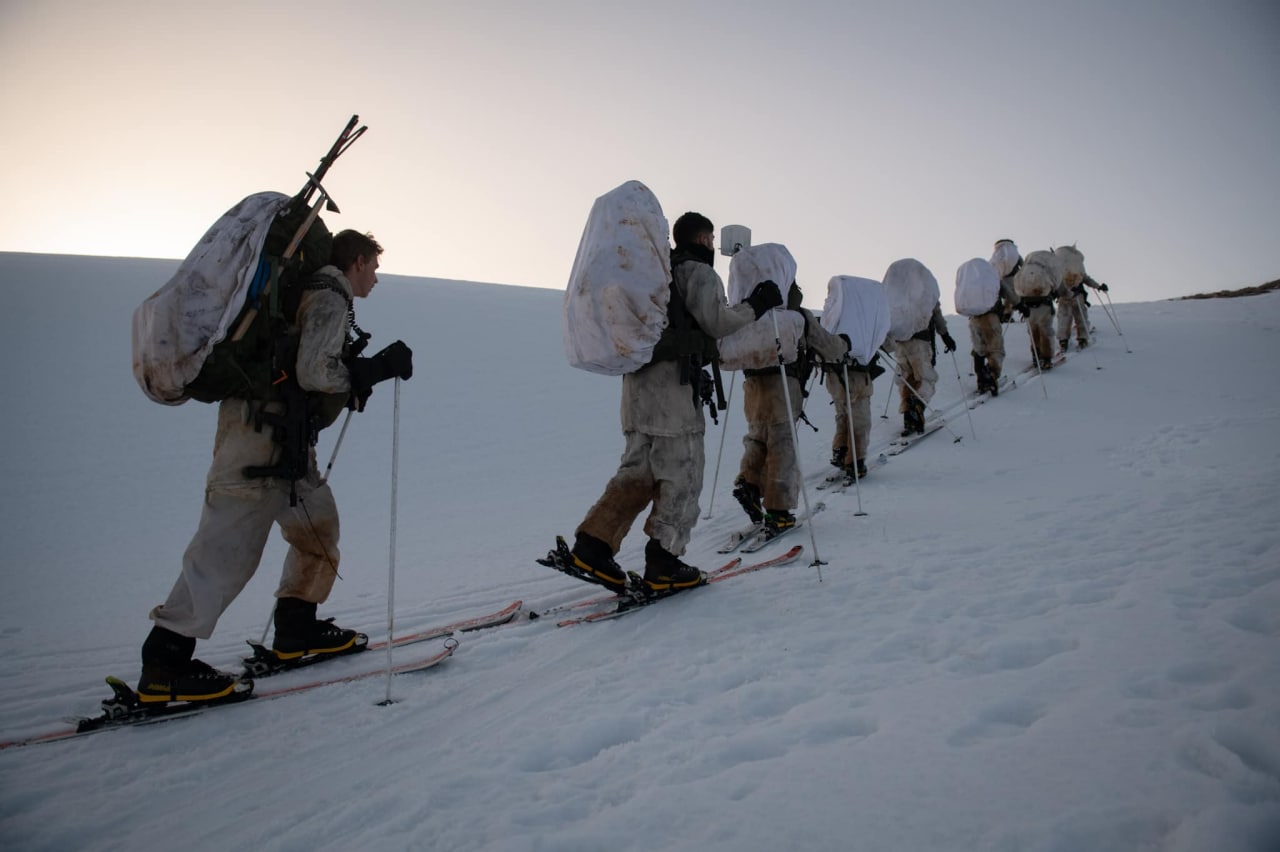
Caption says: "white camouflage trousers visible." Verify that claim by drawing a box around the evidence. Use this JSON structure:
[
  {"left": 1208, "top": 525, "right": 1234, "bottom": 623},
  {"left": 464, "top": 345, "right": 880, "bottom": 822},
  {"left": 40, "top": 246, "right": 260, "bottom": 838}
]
[
  {"left": 578, "top": 430, "right": 704, "bottom": 557},
  {"left": 968, "top": 313, "right": 1006, "bottom": 379},
  {"left": 1057, "top": 293, "right": 1089, "bottom": 346},
  {"left": 892, "top": 338, "right": 937, "bottom": 411},
  {"left": 825, "top": 368, "right": 873, "bottom": 464}
]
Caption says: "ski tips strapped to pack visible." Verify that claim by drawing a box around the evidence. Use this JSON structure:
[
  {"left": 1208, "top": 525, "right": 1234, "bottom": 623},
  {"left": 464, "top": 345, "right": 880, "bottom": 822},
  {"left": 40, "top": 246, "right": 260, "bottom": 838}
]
[
  {"left": 132, "top": 116, "right": 366, "bottom": 405},
  {"left": 562, "top": 180, "right": 673, "bottom": 376}
]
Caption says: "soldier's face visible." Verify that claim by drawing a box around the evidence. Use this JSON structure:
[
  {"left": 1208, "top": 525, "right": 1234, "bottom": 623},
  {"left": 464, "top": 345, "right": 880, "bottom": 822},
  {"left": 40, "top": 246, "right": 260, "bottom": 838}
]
[{"left": 350, "top": 255, "right": 379, "bottom": 298}]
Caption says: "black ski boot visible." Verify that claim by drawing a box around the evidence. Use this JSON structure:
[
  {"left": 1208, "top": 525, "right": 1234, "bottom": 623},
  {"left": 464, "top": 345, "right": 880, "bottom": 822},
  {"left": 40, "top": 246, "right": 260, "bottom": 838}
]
[
  {"left": 138, "top": 625, "right": 247, "bottom": 705},
  {"left": 902, "top": 399, "right": 925, "bottom": 436},
  {"left": 973, "top": 352, "right": 994, "bottom": 395},
  {"left": 569, "top": 532, "right": 628, "bottom": 590},
  {"left": 763, "top": 509, "right": 797, "bottom": 539},
  {"left": 642, "top": 539, "right": 705, "bottom": 592},
  {"left": 829, "top": 445, "right": 847, "bottom": 470},
  {"left": 271, "top": 597, "right": 365, "bottom": 661},
  {"left": 732, "top": 476, "right": 765, "bottom": 525}
]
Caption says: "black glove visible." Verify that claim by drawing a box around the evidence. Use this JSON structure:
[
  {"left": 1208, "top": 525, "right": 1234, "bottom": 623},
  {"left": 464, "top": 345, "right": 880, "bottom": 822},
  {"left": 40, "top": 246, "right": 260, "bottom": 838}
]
[
  {"left": 745, "top": 280, "right": 783, "bottom": 319},
  {"left": 1099, "top": 283, "right": 1109, "bottom": 292},
  {"left": 372, "top": 340, "right": 414, "bottom": 381},
  {"left": 347, "top": 340, "right": 414, "bottom": 411},
  {"left": 941, "top": 333, "right": 956, "bottom": 353},
  {"left": 1015, "top": 303, "right": 1031, "bottom": 318},
  {"left": 838, "top": 333, "right": 852, "bottom": 354}
]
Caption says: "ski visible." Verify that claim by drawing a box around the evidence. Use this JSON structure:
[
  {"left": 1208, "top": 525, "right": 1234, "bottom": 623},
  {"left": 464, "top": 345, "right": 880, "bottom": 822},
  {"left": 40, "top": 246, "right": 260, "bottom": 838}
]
[
  {"left": 529, "top": 559, "right": 741, "bottom": 620},
  {"left": 739, "top": 502, "right": 826, "bottom": 553},
  {"left": 242, "top": 600, "right": 522, "bottom": 677},
  {"left": 717, "top": 523, "right": 765, "bottom": 554},
  {"left": 707, "top": 544, "right": 805, "bottom": 584},
  {"left": 740, "top": 521, "right": 805, "bottom": 553},
  {"left": 886, "top": 420, "right": 947, "bottom": 455},
  {"left": 557, "top": 545, "right": 804, "bottom": 627},
  {"left": 719, "top": 501, "right": 826, "bottom": 553},
  {"left": 536, "top": 535, "right": 630, "bottom": 591},
  {"left": 0, "top": 641, "right": 457, "bottom": 751}
]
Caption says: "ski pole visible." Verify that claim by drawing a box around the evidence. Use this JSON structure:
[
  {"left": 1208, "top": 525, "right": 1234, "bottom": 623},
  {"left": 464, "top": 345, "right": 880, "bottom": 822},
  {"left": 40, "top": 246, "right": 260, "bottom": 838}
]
[
  {"left": 380, "top": 377, "right": 402, "bottom": 706},
  {"left": 879, "top": 347, "right": 894, "bottom": 420},
  {"left": 948, "top": 347, "right": 978, "bottom": 441},
  {"left": 878, "top": 349, "right": 964, "bottom": 443},
  {"left": 702, "top": 371, "right": 737, "bottom": 520},
  {"left": 1024, "top": 320, "right": 1049, "bottom": 399},
  {"left": 1099, "top": 290, "right": 1132, "bottom": 352},
  {"left": 841, "top": 361, "right": 867, "bottom": 517},
  {"left": 318, "top": 409, "right": 354, "bottom": 485},
  {"left": 769, "top": 309, "right": 824, "bottom": 575}
]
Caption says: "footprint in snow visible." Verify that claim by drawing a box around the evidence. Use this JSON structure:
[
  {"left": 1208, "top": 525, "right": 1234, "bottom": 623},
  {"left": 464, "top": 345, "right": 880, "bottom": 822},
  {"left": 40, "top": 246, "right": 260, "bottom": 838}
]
[
  {"left": 946, "top": 636, "right": 1078, "bottom": 676},
  {"left": 947, "top": 697, "right": 1046, "bottom": 747}
]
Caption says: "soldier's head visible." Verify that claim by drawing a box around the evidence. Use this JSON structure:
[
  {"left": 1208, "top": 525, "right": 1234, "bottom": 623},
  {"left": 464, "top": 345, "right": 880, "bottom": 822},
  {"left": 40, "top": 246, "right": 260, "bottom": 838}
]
[
  {"left": 332, "top": 230, "right": 383, "bottom": 298},
  {"left": 673, "top": 212, "right": 715, "bottom": 251},
  {"left": 787, "top": 281, "right": 803, "bottom": 310}
]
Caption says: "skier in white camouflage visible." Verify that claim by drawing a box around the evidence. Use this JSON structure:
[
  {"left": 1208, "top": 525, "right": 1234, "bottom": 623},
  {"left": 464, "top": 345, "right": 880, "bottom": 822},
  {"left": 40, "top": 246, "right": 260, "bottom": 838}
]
[
  {"left": 1013, "top": 249, "right": 1063, "bottom": 369},
  {"left": 1054, "top": 244, "right": 1109, "bottom": 351},
  {"left": 733, "top": 281, "right": 849, "bottom": 536},
  {"left": 566, "top": 212, "right": 779, "bottom": 592},
  {"left": 885, "top": 259, "right": 956, "bottom": 437},
  {"left": 138, "top": 230, "right": 413, "bottom": 705}
]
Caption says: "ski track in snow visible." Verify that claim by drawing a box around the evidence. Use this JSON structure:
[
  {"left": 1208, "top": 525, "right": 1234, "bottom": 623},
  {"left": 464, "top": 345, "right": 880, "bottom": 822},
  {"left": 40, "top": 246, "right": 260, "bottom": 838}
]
[{"left": 1, "top": 254, "right": 1279, "bottom": 851}]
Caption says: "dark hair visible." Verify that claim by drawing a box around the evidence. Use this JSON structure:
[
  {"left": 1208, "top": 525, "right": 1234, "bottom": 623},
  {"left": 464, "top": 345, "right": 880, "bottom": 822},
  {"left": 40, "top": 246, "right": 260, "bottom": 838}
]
[
  {"left": 330, "top": 230, "right": 383, "bottom": 273},
  {"left": 787, "top": 282, "right": 803, "bottom": 310},
  {"left": 672, "top": 211, "right": 714, "bottom": 247}
]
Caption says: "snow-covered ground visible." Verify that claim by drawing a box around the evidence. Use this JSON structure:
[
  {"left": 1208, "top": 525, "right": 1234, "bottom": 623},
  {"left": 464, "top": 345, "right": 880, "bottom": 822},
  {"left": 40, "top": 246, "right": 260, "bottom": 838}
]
[{"left": 1, "top": 251, "right": 1278, "bottom": 851}]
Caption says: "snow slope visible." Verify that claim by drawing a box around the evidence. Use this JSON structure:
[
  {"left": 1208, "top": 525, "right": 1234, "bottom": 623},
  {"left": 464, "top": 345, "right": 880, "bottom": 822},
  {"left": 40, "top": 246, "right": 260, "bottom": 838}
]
[{"left": 1, "top": 252, "right": 1278, "bottom": 851}]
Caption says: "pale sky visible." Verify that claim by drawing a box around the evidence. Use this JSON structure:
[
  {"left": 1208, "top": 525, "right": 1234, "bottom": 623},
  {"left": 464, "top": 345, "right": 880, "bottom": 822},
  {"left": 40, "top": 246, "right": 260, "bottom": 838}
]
[{"left": 2, "top": 0, "right": 1277, "bottom": 307}]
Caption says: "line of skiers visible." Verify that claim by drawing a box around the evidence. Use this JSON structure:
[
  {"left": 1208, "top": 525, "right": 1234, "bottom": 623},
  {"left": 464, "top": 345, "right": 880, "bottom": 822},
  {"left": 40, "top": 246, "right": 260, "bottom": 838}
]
[
  {"left": 562, "top": 218, "right": 1113, "bottom": 611},
  {"left": 127, "top": 165, "right": 1109, "bottom": 709}
]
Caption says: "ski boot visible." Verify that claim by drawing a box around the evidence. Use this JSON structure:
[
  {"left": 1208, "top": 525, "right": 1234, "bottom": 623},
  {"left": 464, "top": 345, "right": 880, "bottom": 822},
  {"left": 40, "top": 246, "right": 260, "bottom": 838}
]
[
  {"left": 569, "top": 532, "right": 628, "bottom": 590},
  {"left": 732, "top": 476, "right": 765, "bottom": 525},
  {"left": 762, "top": 509, "right": 796, "bottom": 539},
  {"left": 268, "top": 598, "right": 368, "bottom": 663},
  {"left": 642, "top": 539, "right": 706, "bottom": 593},
  {"left": 138, "top": 626, "right": 248, "bottom": 705}
]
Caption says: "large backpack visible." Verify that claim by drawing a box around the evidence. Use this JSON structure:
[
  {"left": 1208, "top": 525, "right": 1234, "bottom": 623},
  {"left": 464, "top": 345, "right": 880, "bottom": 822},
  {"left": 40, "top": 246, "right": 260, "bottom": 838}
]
[
  {"left": 132, "top": 193, "right": 332, "bottom": 405},
  {"left": 820, "top": 275, "right": 890, "bottom": 365},
  {"left": 562, "top": 180, "right": 673, "bottom": 375},
  {"left": 954, "top": 258, "right": 1002, "bottom": 317},
  {"left": 1054, "top": 244, "right": 1087, "bottom": 288},
  {"left": 883, "top": 258, "right": 940, "bottom": 341},
  {"left": 718, "top": 243, "right": 805, "bottom": 371},
  {"left": 990, "top": 240, "right": 1022, "bottom": 279},
  {"left": 132, "top": 117, "right": 363, "bottom": 405},
  {"left": 1014, "top": 250, "right": 1064, "bottom": 299}
]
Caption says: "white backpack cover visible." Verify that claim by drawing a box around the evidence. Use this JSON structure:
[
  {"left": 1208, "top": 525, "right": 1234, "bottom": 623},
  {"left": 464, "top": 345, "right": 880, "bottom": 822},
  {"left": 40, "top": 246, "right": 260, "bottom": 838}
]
[
  {"left": 883, "top": 258, "right": 940, "bottom": 341},
  {"left": 725, "top": 242, "right": 796, "bottom": 304},
  {"left": 954, "top": 258, "right": 1002, "bottom": 317},
  {"left": 1055, "top": 244, "right": 1086, "bottom": 287},
  {"left": 820, "top": 275, "right": 890, "bottom": 365},
  {"left": 1014, "top": 249, "right": 1063, "bottom": 299},
  {"left": 719, "top": 243, "right": 803, "bottom": 370},
  {"left": 132, "top": 191, "right": 292, "bottom": 405},
  {"left": 990, "top": 240, "right": 1021, "bottom": 278},
  {"left": 562, "top": 180, "right": 672, "bottom": 376}
]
